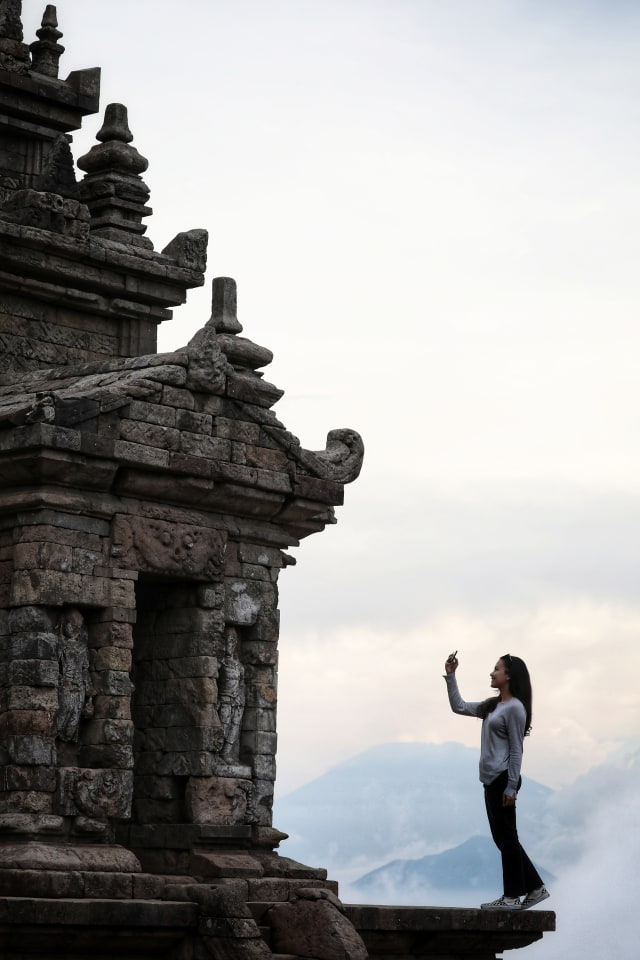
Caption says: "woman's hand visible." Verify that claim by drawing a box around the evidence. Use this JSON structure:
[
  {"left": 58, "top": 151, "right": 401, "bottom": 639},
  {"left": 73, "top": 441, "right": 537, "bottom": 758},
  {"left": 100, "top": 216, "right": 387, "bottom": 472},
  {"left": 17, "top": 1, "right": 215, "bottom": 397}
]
[
  {"left": 502, "top": 793, "right": 516, "bottom": 807},
  {"left": 444, "top": 654, "right": 458, "bottom": 674}
]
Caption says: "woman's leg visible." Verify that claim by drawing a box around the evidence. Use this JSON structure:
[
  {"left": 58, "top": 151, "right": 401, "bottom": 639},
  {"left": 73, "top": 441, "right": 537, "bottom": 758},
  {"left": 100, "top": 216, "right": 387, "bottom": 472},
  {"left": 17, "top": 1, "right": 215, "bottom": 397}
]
[{"left": 484, "top": 773, "right": 543, "bottom": 897}]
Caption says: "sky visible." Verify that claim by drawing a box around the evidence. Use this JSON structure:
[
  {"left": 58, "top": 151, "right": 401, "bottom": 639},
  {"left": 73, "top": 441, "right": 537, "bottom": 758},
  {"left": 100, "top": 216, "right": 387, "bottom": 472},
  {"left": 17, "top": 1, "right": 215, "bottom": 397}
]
[{"left": 22, "top": 0, "right": 640, "bottom": 800}]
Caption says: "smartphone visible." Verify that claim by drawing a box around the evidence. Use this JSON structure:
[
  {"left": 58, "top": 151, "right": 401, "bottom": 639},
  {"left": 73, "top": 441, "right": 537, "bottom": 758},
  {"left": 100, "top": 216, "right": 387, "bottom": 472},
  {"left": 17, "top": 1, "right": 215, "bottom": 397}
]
[{"left": 446, "top": 650, "right": 458, "bottom": 663}]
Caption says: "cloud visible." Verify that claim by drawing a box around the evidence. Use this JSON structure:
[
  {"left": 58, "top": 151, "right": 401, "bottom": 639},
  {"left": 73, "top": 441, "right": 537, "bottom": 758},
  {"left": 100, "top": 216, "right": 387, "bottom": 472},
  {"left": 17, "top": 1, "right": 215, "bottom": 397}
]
[
  {"left": 527, "top": 749, "right": 640, "bottom": 960},
  {"left": 275, "top": 602, "right": 640, "bottom": 796}
]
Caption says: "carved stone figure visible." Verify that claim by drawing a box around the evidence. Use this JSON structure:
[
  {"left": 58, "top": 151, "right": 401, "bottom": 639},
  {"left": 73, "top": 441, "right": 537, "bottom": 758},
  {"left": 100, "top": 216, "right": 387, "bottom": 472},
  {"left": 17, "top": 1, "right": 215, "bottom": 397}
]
[
  {"left": 56, "top": 607, "right": 94, "bottom": 742},
  {"left": 217, "top": 627, "right": 245, "bottom": 762}
]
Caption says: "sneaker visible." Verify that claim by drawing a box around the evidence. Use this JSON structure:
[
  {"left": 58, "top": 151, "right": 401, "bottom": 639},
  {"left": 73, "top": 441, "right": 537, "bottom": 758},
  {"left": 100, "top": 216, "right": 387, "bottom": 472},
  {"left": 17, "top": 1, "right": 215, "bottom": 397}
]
[
  {"left": 480, "top": 895, "right": 522, "bottom": 910},
  {"left": 520, "top": 886, "right": 550, "bottom": 910}
]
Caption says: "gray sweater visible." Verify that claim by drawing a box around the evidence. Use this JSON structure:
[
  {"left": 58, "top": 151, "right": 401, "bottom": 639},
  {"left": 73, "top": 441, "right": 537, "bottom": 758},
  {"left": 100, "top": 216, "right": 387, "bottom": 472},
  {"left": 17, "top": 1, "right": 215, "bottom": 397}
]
[{"left": 444, "top": 673, "right": 526, "bottom": 796}]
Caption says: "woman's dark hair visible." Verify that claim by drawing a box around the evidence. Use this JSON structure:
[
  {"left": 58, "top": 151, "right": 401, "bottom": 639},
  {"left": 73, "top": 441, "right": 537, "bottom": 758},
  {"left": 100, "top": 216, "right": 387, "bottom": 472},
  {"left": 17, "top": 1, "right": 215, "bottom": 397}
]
[{"left": 477, "top": 654, "right": 533, "bottom": 735}]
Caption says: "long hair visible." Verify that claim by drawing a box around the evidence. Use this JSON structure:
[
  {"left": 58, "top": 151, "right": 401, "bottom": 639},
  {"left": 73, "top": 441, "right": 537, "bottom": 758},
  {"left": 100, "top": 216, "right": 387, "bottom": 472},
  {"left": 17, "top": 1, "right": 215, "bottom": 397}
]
[{"left": 477, "top": 654, "right": 533, "bottom": 735}]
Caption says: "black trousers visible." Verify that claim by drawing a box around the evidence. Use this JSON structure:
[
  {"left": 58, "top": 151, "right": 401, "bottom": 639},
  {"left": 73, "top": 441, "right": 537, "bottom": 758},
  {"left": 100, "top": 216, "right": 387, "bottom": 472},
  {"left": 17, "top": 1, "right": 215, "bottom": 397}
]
[{"left": 484, "top": 771, "right": 543, "bottom": 897}]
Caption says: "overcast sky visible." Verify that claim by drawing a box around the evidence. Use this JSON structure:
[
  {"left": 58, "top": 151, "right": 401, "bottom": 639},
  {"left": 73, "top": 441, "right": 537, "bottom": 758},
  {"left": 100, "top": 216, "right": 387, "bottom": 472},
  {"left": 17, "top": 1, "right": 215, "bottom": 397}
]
[{"left": 28, "top": 0, "right": 640, "bottom": 797}]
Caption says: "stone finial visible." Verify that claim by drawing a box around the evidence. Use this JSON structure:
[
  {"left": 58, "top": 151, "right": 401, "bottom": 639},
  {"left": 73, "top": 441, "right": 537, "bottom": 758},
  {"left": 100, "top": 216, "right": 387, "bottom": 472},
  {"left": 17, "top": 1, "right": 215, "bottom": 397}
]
[
  {"left": 79, "top": 103, "right": 148, "bottom": 176},
  {"left": 77, "top": 103, "right": 153, "bottom": 247},
  {"left": 30, "top": 5, "right": 64, "bottom": 77},
  {"left": 96, "top": 102, "right": 133, "bottom": 144},
  {"left": 211, "top": 277, "right": 243, "bottom": 334}
]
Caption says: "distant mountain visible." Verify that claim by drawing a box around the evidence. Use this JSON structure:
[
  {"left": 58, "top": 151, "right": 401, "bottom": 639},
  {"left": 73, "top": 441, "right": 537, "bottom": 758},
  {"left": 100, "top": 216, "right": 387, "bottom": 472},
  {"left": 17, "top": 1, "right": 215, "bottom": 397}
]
[
  {"left": 350, "top": 835, "right": 554, "bottom": 907},
  {"left": 274, "top": 742, "right": 554, "bottom": 886}
]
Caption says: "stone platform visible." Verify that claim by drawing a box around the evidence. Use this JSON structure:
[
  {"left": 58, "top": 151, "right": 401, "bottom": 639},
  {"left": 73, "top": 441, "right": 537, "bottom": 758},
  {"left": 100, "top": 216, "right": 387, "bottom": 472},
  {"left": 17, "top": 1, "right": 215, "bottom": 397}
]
[{"left": 0, "top": 892, "right": 555, "bottom": 960}]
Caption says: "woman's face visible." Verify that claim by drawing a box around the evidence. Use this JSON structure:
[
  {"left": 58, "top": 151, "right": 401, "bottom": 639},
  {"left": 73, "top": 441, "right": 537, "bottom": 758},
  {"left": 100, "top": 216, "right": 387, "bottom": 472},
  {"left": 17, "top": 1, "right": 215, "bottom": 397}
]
[{"left": 490, "top": 659, "right": 511, "bottom": 691}]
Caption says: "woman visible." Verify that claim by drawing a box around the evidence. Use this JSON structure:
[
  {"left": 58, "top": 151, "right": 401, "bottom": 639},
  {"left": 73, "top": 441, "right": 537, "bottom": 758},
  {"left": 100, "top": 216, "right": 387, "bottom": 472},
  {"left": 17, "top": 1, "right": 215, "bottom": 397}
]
[{"left": 444, "top": 652, "right": 550, "bottom": 910}]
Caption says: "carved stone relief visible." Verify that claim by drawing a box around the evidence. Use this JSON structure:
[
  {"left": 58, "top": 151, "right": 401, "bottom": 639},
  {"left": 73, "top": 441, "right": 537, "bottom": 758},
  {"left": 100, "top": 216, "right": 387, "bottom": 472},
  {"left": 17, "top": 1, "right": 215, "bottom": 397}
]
[
  {"left": 111, "top": 516, "right": 227, "bottom": 579},
  {"left": 217, "top": 626, "right": 245, "bottom": 763},
  {"left": 58, "top": 768, "right": 133, "bottom": 823},
  {"left": 184, "top": 775, "right": 254, "bottom": 825},
  {"left": 55, "top": 607, "right": 94, "bottom": 742}
]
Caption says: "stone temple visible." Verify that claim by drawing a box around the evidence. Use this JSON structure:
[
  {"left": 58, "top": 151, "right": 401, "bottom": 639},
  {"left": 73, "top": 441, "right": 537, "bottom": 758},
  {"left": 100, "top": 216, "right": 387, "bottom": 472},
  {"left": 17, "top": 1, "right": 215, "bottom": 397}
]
[{"left": 0, "top": 4, "right": 554, "bottom": 958}]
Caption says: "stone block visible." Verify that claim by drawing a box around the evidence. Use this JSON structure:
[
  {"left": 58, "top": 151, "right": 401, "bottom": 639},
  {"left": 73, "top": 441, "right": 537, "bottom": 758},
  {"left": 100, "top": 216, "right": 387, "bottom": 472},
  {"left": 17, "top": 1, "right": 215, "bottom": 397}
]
[
  {"left": 176, "top": 409, "right": 213, "bottom": 433},
  {"left": 232, "top": 443, "right": 291, "bottom": 472},
  {"left": 256, "top": 468, "right": 292, "bottom": 494},
  {"left": 7, "top": 686, "right": 57, "bottom": 712},
  {"left": 113, "top": 439, "right": 170, "bottom": 468},
  {"left": 144, "top": 725, "right": 222, "bottom": 754},
  {"left": 7, "top": 605, "right": 56, "bottom": 633},
  {"left": 225, "top": 580, "right": 263, "bottom": 625},
  {"left": 200, "top": 916, "right": 260, "bottom": 938},
  {"left": 92, "top": 669, "right": 134, "bottom": 697},
  {"left": 246, "top": 682, "right": 277, "bottom": 709},
  {"left": 2, "top": 790, "right": 54, "bottom": 814},
  {"left": 132, "top": 872, "right": 166, "bottom": 899},
  {"left": 78, "top": 743, "right": 134, "bottom": 769},
  {"left": 127, "top": 398, "right": 177, "bottom": 426},
  {"left": 71, "top": 547, "right": 103, "bottom": 574},
  {"left": 7, "top": 735, "right": 56, "bottom": 765},
  {"left": 83, "top": 871, "right": 134, "bottom": 899},
  {"left": 185, "top": 775, "right": 253, "bottom": 825},
  {"left": 10, "top": 570, "right": 82, "bottom": 605},
  {"left": 241, "top": 731, "right": 277, "bottom": 756},
  {"left": 1, "top": 710, "right": 56, "bottom": 737},
  {"left": 161, "top": 385, "right": 195, "bottom": 409},
  {"left": 215, "top": 417, "right": 261, "bottom": 443},
  {"left": 246, "top": 610, "right": 280, "bottom": 644},
  {"left": 0, "top": 868, "right": 83, "bottom": 898},
  {"left": 90, "top": 646, "right": 133, "bottom": 672},
  {"left": 8, "top": 658, "right": 58, "bottom": 687},
  {"left": 190, "top": 850, "right": 264, "bottom": 879},
  {"left": 252, "top": 755, "right": 276, "bottom": 782},
  {"left": 242, "top": 707, "right": 276, "bottom": 734},
  {"left": 196, "top": 394, "right": 225, "bottom": 415},
  {"left": 12, "top": 541, "right": 73, "bottom": 572},
  {"left": 156, "top": 751, "right": 215, "bottom": 777},
  {"left": 90, "top": 621, "right": 134, "bottom": 649},
  {"left": 119, "top": 418, "right": 182, "bottom": 450},
  {"left": 238, "top": 543, "right": 285, "bottom": 567},
  {"left": 13, "top": 524, "right": 102, "bottom": 549},
  {"left": 91, "top": 695, "right": 131, "bottom": 720},
  {"left": 242, "top": 640, "right": 278, "bottom": 667},
  {"left": 1, "top": 764, "right": 56, "bottom": 792},
  {"left": 240, "top": 563, "right": 271, "bottom": 582},
  {"left": 82, "top": 718, "right": 134, "bottom": 747},
  {"left": 267, "top": 895, "right": 368, "bottom": 960},
  {"left": 247, "top": 877, "right": 291, "bottom": 902},
  {"left": 251, "top": 780, "right": 275, "bottom": 825},
  {"left": 180, "top": 433, "right": 231, "bottom": 461},
  {"left": 168, "top": 451, "right": 215, "bottom": 477},
  {"left": 135, "top": 701, "right": 219, "bottom": 730},
  {"left": 17, "top": 511, "right": 110, "bottom": 537},
  {"left": 197, "top": 583, "right": 225, "bottom": 608}
]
